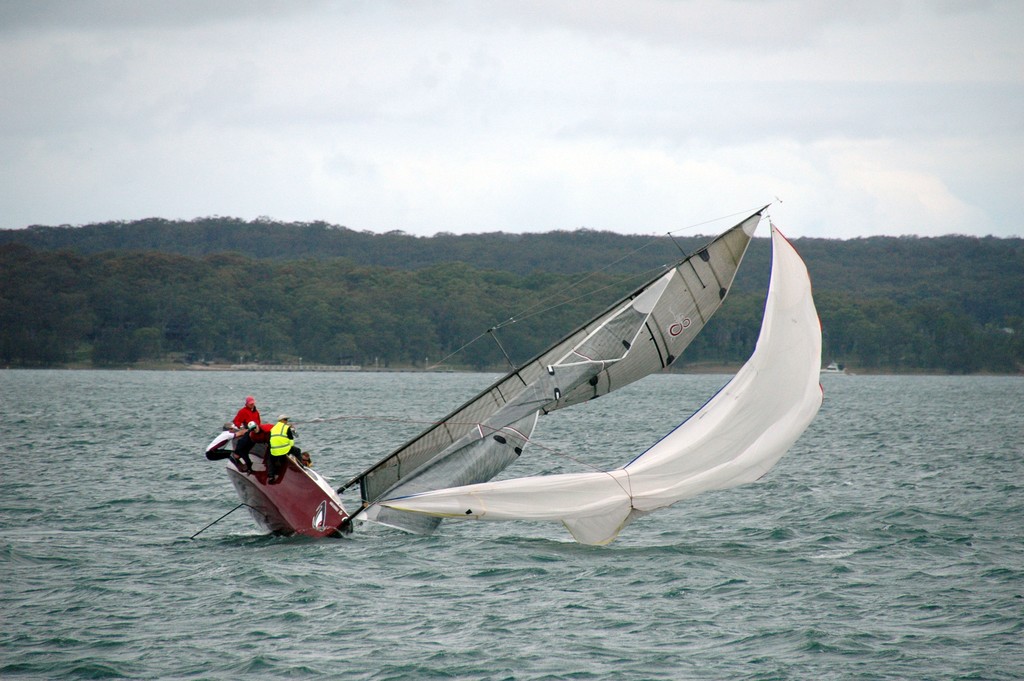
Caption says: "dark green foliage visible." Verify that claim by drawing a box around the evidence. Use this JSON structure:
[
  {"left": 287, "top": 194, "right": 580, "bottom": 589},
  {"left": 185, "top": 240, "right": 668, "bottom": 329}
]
[
  {"left": 0, "top": 217, "right": 719, "bottom": 274},
  {"left": 0, "top": 218, "right": 1021, "bottom": 373}
]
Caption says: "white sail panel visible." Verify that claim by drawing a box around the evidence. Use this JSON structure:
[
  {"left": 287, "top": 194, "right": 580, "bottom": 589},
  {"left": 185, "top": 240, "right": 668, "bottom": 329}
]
[
  {"left": 361, "top": 413, "right": 538, "bottom": 533},
  {"left": 382, "top": 469, "right": 636, "bottom": 545},
  {"left": 380, "top": 225, "right": 823, "bottom": 544}
]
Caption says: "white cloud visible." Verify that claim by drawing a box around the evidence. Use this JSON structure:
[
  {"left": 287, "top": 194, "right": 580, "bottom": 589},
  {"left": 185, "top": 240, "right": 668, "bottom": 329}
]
[{"left": 0, "top": 0, "right": 1021, "bottom": 237}]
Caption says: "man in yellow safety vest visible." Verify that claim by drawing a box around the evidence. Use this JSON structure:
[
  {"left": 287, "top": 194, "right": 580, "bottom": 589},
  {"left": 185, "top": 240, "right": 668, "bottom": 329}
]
[{"left": 267, "top": 415, "right": 303, "bottom": 484}]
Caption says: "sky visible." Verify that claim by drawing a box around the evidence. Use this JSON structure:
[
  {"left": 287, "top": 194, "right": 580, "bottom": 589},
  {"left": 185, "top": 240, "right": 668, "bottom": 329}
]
[{"left": 1, "top": 0, "right": 1021, "bottom": 239}]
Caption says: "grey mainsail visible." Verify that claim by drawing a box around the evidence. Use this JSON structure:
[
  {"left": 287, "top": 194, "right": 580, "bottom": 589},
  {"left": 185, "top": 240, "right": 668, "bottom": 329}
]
[{"left": 343, "top": 209, "right": 763, "bottom": 533}]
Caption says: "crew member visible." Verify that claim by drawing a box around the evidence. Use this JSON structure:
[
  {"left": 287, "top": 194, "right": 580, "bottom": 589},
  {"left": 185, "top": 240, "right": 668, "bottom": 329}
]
[
  {"left": 267, "top": 415, "right": 302, "bottom": 484},
  {"left": 205, "top": 422, "right": 239, "bottom": 461},
  {"left": 231, "top": 420, "right": 272, "bottom": 473},
  {"left": 232, "top": 395, "right": 261, "bottom": 429}
]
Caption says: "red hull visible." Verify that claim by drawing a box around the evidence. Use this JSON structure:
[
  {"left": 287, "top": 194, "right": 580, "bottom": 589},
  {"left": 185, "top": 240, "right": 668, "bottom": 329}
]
[{"left": 226, "top": 450, "right": 350, "bottom": 538}]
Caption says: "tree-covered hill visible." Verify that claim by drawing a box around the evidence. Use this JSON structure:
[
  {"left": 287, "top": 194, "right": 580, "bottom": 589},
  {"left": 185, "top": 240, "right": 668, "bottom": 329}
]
[
  {"left": 1, "top": 217, "right": 1021, "bottom": 373},
  {"left": 1, "top": 216, "right": 715, "bottom": 278}
]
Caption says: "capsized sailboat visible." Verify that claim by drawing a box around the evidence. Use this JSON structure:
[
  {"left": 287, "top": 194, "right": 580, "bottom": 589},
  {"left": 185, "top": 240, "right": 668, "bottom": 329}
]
[
  {"left": 203, "top": 208, "right": 763, "bottom": 538},
  {"left": 378, "top": 224, "right": 823, "bottom": 544},
  {"left": 342, "top": 209, "right": 762, "bottom": 533}
]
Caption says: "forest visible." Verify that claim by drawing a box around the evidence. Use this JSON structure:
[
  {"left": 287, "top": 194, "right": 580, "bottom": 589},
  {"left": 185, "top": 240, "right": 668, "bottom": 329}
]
[{"left": 1, "top": 216, "right": 1022, "bottom": 373}]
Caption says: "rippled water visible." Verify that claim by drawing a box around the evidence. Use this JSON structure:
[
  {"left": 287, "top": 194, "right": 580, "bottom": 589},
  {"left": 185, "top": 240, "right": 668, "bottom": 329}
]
[{"left": 2, "top": 370, "right": 1022, "bottom": 680}]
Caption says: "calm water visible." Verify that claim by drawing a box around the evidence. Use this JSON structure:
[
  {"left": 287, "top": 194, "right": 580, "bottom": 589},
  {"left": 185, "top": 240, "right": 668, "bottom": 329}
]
[{"left": 2, "top": 370, "right": 1022, "bottom": 680}]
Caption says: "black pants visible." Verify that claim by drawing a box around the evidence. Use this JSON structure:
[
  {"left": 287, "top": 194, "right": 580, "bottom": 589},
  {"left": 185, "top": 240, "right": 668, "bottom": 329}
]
[
  {"left": 267, "top": 446, "right": 301, "bottom": 482},
  {"left": 233, "top": 433, "right": 256, "bottom": 469}
]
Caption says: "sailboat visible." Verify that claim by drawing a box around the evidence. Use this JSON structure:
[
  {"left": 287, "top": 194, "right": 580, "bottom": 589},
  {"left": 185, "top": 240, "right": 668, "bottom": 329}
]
[
  {"left": 821, "top": 361, "right": 847, "bottom": 374},
  {"left": 377, "top": 223, "right": 822, "bottom": 544},
  {"left": 202, "top": 207, "right": 819, "bottom": 541}
]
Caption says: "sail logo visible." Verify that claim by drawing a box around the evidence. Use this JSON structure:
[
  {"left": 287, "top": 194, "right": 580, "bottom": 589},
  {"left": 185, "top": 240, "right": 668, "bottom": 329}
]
[
  {"left": 668, "top": 317, "right": 692, "bottom": 337},
  {"left": 312, "top": 500, "right": 327, "bottom": 531}
]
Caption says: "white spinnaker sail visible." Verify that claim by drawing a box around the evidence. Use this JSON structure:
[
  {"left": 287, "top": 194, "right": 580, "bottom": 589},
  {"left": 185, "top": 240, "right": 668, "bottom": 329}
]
[{"left": 380, "top": 225, "right": 823, "bottom": 545}]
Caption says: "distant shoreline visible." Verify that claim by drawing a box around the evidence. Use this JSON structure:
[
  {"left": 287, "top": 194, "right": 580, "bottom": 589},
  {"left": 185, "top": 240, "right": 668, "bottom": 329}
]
[{"left": 3, "top": 361, "right": 1020, "bottom": 377}]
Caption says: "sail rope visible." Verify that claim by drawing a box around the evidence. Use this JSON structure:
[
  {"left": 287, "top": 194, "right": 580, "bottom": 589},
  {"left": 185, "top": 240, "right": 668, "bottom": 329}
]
[
  {"left": 189, "top": 503, "right": 259, "bottom": 539},
  {"left": 296, "top": 413, "right": 609, "bottom": 473},
  {"left": 427, "top": 263, "right": 668, "bottom": 370},
  {"left": 426, "top": 206, "right": 767, "bottom": 371},
  {"left": 296, "top": 414, "right": 459, "bottom": 427},
  {"left": 666, "top": 205, "right": 765, "bottom": 237},
  {"left": 507, "top": 204, "right": 766, "bottom": 328},
  {"left": 490, "top": 266, "right": 661, "bottom": 330}
]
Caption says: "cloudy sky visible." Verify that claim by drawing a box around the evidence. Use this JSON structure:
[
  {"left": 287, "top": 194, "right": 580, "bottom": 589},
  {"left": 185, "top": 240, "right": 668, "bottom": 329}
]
[{"left": 1, "top": 0, "right": 1021, "bottom": 238}]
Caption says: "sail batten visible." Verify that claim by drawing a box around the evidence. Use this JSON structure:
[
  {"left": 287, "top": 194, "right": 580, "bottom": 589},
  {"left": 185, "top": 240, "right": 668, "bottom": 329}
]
[{"left": 346, "top": 210, "right": 764, "bottom": 532}]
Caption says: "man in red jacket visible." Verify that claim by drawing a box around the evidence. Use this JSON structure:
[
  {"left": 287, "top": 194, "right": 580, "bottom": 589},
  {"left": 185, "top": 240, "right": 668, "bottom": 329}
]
[{"left": 232, "top": 395, "right": 261, "bottom": 429}]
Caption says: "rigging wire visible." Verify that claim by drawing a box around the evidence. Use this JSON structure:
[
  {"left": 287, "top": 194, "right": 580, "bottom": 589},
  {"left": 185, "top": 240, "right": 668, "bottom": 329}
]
[
  {"left": 296, "top": 413, "right": 607, "bottom": 474},
  {"left": 665, "top": 205, "right": 766, "bottom": 237},
  {"left": 298, "top": 411, "right": 633, "bottom": 504},
  {"left": 489, "top": 265, "right": 662, "bottom": 331},
  {"left": 427, "top": 206, "right": 767, "bottom": 370}
]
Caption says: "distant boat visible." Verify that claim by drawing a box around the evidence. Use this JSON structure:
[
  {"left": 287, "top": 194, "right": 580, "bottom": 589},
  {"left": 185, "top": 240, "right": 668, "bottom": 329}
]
[{"left": 821, "top": 361, "right": 847, "bottom": 374}]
